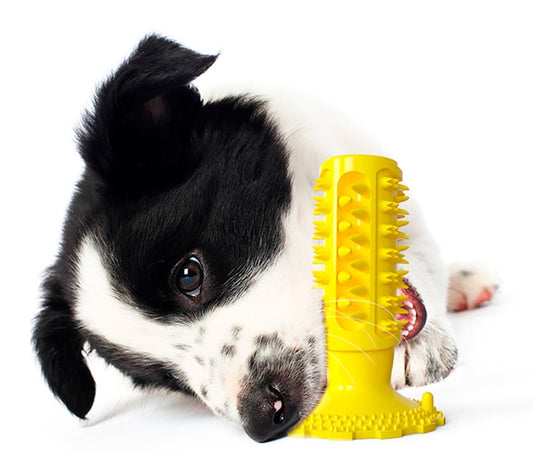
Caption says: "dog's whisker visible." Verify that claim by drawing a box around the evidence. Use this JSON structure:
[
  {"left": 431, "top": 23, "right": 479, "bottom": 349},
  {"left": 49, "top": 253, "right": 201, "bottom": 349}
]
[
  {"left": 324, "top": 312, "right": 400, "bottom": 342},
  {"left": 325, "top": 333, "right": 377, "bottom": 367},
  {"left": 326, "top": 297, "right": 398, "bottom": 318},
  {"left": 326, "top": 350, "right": 358, "bottom": 388},
  {"left": 323, "top": 313, "right": 380, "bottom": 347}
]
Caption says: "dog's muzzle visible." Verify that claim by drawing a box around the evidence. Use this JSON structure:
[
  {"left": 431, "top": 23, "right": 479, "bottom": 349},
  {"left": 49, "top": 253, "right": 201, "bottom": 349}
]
[
  {"left": 239, "top": 379, "right": 301, "bottom": 442},
  {"left": 237, "top": 345, "right": 322, "bottom": 442}
]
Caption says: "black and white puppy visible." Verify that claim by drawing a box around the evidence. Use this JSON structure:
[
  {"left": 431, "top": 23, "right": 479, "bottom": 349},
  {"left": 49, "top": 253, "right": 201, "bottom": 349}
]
[{"left": 33, "top": 35, "right": 498, "bottom": 442}]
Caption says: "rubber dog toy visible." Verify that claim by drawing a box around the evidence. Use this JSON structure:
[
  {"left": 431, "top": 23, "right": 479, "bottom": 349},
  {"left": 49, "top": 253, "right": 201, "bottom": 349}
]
[{"left": 290, "top": 155, "right": 444, "bottom": 440}]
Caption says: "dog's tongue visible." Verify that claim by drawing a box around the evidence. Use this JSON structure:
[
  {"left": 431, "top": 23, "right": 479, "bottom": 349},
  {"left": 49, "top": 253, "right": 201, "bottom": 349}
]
[{"left": 397, "top": 279, "right": 427, "bottom": 341}]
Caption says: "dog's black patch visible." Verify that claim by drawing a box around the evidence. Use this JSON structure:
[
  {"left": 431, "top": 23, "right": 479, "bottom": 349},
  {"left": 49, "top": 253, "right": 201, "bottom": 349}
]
[{"left": 32, "top": 274, "right": 96, "bottom": 419}]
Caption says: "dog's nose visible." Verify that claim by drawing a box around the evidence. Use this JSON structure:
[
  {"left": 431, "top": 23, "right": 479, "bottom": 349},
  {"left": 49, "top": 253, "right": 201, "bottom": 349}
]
[{"left": 242, "top": 383, "right": 300, "bottom": 442}]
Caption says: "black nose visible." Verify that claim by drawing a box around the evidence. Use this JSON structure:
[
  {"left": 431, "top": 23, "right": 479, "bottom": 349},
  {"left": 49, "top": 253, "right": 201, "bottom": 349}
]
[{"left": 242, "top": 383, "right": 300, "bottom": 442}]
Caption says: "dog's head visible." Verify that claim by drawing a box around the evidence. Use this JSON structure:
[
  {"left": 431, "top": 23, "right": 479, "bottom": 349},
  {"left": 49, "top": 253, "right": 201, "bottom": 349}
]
[{"left": 33, "top": 35, "right": 326, "bottom": 442}]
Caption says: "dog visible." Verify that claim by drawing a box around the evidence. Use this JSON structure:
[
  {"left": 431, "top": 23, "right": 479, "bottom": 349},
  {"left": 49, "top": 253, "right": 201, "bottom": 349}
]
[{"left": 33, "top": 35, "right": 499, "bottom": 442}]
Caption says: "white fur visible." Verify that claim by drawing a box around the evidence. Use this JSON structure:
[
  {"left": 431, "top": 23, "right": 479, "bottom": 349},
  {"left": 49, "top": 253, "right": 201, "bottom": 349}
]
[{"left": 74, "top": 238, "right": 187, "bottom": 359}]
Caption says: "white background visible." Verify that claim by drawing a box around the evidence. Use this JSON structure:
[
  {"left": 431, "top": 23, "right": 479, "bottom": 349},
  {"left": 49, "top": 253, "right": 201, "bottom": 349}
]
[{"left": 1, "top": 0, "right": 532, "bottom": 450}]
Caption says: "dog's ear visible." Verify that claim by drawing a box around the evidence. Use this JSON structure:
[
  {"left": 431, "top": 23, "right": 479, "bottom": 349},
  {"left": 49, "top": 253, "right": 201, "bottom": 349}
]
[
  {"left": 77, "top": 34, "right": 218, "bottom": 193},
  {"left": 33, "top": 275, "right": 95, "bottom": 419}
]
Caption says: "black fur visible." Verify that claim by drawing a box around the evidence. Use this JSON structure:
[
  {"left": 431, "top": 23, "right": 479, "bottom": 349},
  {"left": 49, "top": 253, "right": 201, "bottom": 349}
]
[
  {"left": 32, "top": 34, "right": 292, "bottom": 419},
  {"left": 33, "top": 274, "right": 95, "bottom": 418},
  {"left": 77, "top": 35, "right": 218, "bottom": 194}
]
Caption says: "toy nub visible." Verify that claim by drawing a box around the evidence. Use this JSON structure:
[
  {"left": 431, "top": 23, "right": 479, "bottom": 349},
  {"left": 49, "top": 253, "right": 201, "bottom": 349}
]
[{"left": 290, "top": 155, "right": 444, "bottom": 440}]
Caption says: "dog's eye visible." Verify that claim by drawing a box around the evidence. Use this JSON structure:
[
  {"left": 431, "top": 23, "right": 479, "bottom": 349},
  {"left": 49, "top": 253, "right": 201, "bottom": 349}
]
[{"left": 174, "top": 257, "right": 203, "bottom": 297}]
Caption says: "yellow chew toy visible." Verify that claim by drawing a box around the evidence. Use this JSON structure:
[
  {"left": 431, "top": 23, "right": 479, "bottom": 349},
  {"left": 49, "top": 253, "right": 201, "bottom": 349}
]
[{"left": 290, "top": 155, "right": 444, "bottom": 440}]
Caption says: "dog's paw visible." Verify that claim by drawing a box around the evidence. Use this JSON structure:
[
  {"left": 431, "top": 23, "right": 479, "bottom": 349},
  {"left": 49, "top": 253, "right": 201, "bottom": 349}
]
[
  {"left": 447, "top": 262, "right": 500, "bottom": 312},
  {"left": 392, "top": 319, "right": 458, "bottom": 389}
]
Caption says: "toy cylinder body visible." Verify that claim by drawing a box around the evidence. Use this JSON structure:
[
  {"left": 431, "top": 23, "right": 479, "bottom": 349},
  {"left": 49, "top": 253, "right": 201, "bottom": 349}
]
[
  {"left": 291, "top": 154, "right": 444, "bottom": 440},
  {"left": 314, "top": 155, "right": 408, "bottom": 352}
]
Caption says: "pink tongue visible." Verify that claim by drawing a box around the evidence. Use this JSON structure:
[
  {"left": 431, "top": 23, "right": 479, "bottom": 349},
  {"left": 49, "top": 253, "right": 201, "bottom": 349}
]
[{"left": 397, "top": 279, "right": 427, "bottom": 341}]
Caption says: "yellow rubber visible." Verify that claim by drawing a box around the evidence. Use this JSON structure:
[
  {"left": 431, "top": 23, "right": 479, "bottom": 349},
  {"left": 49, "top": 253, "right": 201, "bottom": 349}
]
[{"left": 290, "top": 155, "right": 444, "bottom": 440}]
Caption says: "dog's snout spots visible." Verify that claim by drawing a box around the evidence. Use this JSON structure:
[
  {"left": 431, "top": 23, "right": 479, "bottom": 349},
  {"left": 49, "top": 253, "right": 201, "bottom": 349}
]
[
  {"left": 221, "top": 344, "right": 236, "bottom": 358},
  {"left": 200, "top": 385, "right": 209, "bottom": 399},
  {"left": 254, "top": 333, "right": 283, "bottom": 349},
  {"left": 195, "top": 326, "right": 205, "bottom": 345},
  {"left": 231, "top": 325, "right": 243, "bottom": 341},
  {"left": 194, "top": 355, "right": 205, "bottom": 366},
  {"left": 174, "top": 343, "right": 191, "bottom": 352}
]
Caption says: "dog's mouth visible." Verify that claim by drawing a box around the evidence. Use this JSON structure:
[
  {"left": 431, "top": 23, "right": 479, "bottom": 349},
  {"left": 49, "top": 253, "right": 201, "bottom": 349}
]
[{"left": 397, "top": 278, "right": 427, "bottom": 341}]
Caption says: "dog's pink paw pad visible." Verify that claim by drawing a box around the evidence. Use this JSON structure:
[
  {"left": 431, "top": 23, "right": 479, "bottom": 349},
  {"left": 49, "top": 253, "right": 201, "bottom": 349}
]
[
  {"left": 474, "top": 288, "right": 494, "bottom": 307},
  {"left": 452, "top": 294, "right": 468, "bottom": 312},
  {"left": 447, "top": 263, "right": 500, "bottom": 312}
]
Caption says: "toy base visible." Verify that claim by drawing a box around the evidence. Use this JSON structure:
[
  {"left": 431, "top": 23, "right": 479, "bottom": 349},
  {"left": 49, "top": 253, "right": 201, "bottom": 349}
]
[{"left": 290, "top": 391, "right": 444, "bottom": 440}]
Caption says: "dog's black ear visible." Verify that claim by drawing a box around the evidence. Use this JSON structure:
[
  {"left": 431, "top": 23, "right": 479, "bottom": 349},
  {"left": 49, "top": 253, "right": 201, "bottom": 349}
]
[
  {"left": 33, "top": 275, "right": 95, "bottom": 419},
  {"left": 77, "top": 34, "right": 218, "bottom": 192}
]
